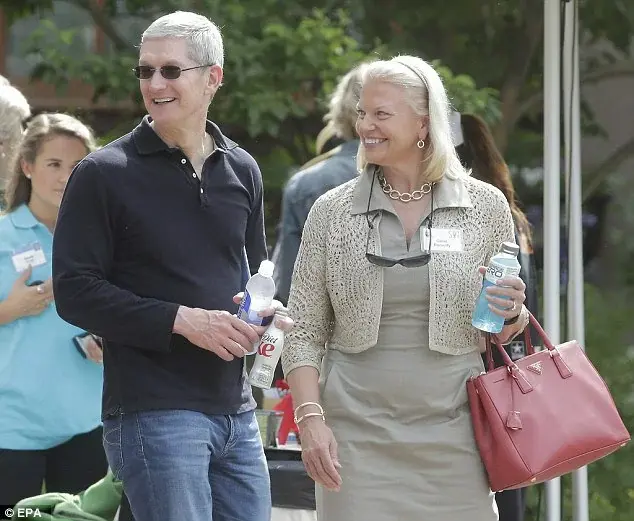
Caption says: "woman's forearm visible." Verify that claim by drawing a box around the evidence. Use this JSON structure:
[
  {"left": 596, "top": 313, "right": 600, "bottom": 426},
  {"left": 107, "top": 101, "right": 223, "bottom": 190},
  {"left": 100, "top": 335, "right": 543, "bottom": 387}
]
[
  {"left": 0, "top": 299, "right": 19, "bottom": 326},
  {"left": 287, "top": 366, "right": 322, "bottom": 413}
]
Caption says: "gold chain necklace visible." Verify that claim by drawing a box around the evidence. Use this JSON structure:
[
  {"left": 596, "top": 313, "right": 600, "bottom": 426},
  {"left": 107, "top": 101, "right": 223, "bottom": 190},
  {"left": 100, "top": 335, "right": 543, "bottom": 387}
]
[{"left": 378, "top": 173, "right": 434, "bottom": 203}]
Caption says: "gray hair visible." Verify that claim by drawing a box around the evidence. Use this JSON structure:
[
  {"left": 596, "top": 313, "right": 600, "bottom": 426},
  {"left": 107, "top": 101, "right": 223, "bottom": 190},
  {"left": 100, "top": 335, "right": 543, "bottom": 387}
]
[
  {"left": 356, "top": 55, "right": 467, "bottom": 183},
  {"left": 141, "top": 11, "right": 224, "bottom": 68},
  {"left": 315, "top": 63, "right": 369, "bottom": 153},
  {"left": 0, "top": 84, "right": 31, "bottom": 189}
]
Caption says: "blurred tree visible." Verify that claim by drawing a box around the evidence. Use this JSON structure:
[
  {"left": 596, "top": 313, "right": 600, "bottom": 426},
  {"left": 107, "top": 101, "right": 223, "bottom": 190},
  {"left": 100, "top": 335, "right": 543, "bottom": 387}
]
[
  {"left": 0, "top": 0, "right": 498, "bottom": 162},
  {"left": 350, "top": 0, "right": 634, "bottom": 170},
  {"left": 0, "top": 0, "right": 498, "bottom": 240}
]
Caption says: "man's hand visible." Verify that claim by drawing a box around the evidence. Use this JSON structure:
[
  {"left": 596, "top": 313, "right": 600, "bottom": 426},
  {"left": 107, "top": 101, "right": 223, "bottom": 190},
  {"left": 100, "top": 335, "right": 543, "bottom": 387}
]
[{"left": 173, "top": 307, "right": 261, "bottom": 361}]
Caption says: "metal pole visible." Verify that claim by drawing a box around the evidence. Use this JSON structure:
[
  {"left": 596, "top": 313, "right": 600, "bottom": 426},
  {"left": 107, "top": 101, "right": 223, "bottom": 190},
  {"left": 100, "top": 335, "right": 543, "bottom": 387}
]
[
  {"left": 563, "top": 1, "right": 589, "bottom": 520},
  {"left": 544, "top": 0, "right": 562, "bottom": 519}
]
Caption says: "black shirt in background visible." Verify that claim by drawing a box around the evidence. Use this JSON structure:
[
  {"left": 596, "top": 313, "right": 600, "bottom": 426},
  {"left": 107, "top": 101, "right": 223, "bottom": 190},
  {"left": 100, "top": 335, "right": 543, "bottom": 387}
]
[{"left": 52, "top": 117, "right": 268, "bottom": 418}]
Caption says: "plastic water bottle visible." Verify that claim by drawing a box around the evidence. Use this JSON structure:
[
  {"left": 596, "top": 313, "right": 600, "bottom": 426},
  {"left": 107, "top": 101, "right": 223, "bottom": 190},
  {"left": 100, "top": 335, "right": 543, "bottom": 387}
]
[
  {"left": 248, "top": 308, "right": 287, "bottom": 389},
  {"left": 472, "top": 242, "right": 521, "bottom": 333},
  {"left": 238, "top": 260, "right": 276, "bottom": 353}
]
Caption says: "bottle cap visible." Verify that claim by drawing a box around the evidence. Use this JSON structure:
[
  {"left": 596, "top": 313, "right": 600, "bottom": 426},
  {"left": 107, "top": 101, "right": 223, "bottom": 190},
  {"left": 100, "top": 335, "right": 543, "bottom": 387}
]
[
  {"left": 500, "top": 241, "right": 520, "bottom": 256},
  {"left": 258, "top": 260, "right": 275, "bottom": 278}
]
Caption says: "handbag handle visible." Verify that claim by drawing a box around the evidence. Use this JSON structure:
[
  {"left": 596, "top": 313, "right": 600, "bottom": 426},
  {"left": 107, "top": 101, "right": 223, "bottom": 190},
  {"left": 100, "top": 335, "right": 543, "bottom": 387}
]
[{"left": 486, "top": 311, "right": 573, "bottom": 384}]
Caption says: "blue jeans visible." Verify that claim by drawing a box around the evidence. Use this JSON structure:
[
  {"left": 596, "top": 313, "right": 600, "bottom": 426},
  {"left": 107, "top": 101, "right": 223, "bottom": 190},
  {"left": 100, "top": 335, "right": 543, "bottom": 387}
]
[{"left": 103, "top": 409, "right": 270, "bottom": 521}]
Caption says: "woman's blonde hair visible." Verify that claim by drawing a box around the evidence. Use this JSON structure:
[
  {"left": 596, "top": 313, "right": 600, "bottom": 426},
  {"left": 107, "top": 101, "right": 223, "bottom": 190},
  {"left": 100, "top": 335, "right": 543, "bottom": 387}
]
[
  {"left": 3, "top": 113, "right": 96, "bottom": 212},
  {"left": 356, "top": 55, "right": 467, "bottom": 183},
  {"left": 315, "top": 63, "right": 369, "bottom": 155},
  {"left": 0, "top": 84, "right": 31, "bottom": 188}
]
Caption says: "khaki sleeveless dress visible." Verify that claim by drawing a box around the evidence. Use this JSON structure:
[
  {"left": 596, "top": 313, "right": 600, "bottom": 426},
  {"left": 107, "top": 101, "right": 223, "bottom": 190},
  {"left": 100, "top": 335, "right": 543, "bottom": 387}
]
[{"left": 317, "top": 202, "right": 498, "bottom": 521}]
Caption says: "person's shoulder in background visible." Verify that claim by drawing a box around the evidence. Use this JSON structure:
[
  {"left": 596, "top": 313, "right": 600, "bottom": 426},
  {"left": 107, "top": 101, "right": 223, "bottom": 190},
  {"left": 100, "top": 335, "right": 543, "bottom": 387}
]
[{"left": 283, "top": 140, "right": 359, "bottom": 216}]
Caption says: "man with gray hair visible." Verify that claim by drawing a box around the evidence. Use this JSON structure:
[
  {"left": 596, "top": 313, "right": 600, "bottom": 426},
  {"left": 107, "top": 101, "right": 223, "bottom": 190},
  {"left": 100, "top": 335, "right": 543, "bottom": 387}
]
[{"left": 52, "top": 11, "right": 278, "bottom": 521}]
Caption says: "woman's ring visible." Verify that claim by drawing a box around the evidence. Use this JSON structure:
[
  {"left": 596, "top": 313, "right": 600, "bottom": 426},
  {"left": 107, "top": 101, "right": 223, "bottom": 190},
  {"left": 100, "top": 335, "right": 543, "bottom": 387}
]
[
  {"left": 510, "top": 300, "right": 517, "bottom": 311},
  {"left": 36, "top": 285, "right": 44, "bottom": 295}
]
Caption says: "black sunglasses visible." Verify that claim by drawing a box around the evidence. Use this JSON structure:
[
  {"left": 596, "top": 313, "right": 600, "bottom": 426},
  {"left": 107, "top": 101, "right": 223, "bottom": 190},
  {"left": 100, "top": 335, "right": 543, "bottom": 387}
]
[
  {"left": 365, "top": 170, "right": 434, "bottom": 268},
  {"left": 133, "top": 64, "right": 212, "bottom": 80}
]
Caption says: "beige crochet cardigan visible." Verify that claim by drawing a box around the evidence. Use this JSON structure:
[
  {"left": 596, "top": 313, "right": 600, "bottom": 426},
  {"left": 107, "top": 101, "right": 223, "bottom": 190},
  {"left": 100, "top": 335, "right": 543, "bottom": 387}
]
[{"left": 281, "top": 172, "right": 515, "bottom": 376}]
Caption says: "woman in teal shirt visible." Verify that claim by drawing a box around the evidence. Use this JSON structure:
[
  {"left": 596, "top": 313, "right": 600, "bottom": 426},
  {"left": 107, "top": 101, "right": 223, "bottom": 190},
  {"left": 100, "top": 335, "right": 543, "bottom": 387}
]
[{"left": 0, "top": 113, "right": 106, "bottom": 506}]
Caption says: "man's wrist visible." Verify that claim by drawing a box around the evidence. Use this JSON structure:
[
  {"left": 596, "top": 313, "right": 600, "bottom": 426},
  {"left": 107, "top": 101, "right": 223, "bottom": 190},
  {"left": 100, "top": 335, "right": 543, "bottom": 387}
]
[{"left": 173, "top": 306, "right": 192, "bottom": 335}]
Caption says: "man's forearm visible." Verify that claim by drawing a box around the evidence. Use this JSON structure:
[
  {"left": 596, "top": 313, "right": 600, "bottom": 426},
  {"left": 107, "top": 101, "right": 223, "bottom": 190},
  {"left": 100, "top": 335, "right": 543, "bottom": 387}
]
[{"left": 54, "top": 273, "right": 180, "bottom": 352}]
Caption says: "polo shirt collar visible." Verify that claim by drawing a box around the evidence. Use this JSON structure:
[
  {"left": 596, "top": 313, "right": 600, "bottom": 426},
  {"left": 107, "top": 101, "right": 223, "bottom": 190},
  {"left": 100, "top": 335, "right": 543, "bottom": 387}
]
[
  {"left": 10, "top": 204, "right": 39, "bottom": 229},
  {"left": 350, "top": 165, "right": 473, "bottom": 216},
  {"left": 132, "top": 115, "right": 239, "bottom": 156}
]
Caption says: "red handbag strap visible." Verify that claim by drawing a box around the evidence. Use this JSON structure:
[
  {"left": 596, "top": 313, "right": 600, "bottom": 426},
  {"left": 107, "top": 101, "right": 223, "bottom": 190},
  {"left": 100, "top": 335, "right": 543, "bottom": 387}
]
[
  {"left": 485, "top": 333, "right": 495, "bottom": 372},
  {"left": 485, "top": 311, "right": 551, "bottom": 370},
  {"left": 524, "top": 326, "right": 535, "bottom": 355},
  {"left": 526, "top": 311, "right": 556, "bottom": 350}
]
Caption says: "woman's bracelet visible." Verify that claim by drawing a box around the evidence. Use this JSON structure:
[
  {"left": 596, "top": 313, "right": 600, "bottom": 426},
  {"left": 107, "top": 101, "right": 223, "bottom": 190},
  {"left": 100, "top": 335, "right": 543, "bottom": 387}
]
[
  {"left": 294, "top": 401, "right": 324, "bottom": 418},
  {"left": 295, "top": 412, "right": 326, "bottom": 425}
]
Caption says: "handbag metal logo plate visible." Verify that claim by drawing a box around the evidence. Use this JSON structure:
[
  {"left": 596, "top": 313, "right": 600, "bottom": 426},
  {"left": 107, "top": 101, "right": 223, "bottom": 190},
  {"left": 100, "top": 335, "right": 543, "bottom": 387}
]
[{"left": 527, "top": 361, "right": 543, "bottom": 375}]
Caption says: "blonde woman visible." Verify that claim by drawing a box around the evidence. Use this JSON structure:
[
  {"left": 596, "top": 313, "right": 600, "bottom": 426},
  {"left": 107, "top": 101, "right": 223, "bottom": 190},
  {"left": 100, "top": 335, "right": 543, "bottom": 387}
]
[
  {"left": 282, "top": 56, "right": 530, "bottom": 520},
  {"left": 0, "top": 113, "right": 105, "bottom": 506},
  {"left": 272, "top": 63, "right": 368, "bottom": 304},
  {"left": 0, "top": 82, "right": 31, "bottom": 198}
]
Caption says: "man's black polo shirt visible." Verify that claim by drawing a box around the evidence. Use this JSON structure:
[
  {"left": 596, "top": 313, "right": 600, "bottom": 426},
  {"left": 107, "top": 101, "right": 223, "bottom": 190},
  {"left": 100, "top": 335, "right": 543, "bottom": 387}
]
[{"left": 52, "top": 116, "right": 267, "bottom": 418}]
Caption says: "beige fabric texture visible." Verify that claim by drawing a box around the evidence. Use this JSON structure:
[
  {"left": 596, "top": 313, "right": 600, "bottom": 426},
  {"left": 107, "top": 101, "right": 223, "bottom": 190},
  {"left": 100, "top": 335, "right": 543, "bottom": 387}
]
[{"left": 282, "top": 169, "right": 515, "bottom": 376}]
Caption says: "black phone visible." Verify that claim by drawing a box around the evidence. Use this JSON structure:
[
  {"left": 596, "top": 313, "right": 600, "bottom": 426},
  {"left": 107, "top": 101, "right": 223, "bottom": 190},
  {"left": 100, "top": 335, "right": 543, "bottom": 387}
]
[{"left": 73, "top": 333, "right": 103, "bottom": 358}]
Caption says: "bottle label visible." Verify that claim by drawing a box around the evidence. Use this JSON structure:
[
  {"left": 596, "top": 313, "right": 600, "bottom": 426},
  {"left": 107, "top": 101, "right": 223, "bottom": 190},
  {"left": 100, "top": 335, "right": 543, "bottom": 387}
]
[
  {"left": 237, "top": 290, "right": 263, "bottom": 325},
  {"left": 248, "top": 326, "right": 284, "bottom": 388},
  {"left": 257, "top": 331, "right": 281, "bottom": 357},
  {"left": 484, "top": 261, "right": 520, "bottom": 284}
]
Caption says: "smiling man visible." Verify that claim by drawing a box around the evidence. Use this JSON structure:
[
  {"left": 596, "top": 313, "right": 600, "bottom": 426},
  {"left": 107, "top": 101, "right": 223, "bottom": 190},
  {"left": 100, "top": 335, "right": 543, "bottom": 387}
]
[{"left": 51, "top": 11, "right": 273, "bottom": 521}]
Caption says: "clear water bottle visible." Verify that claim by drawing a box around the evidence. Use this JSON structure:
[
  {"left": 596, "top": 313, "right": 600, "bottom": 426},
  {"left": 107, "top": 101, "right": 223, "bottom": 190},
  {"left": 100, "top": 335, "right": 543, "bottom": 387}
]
[
  {"left": 248, "top": 308, "right": 287, "bottom": 389},
  {"left": 238, "top": 260, "right": 276, "bottom": 353},
  {"left": 472, "top": 242, "right": 521, "bottom": 333}
]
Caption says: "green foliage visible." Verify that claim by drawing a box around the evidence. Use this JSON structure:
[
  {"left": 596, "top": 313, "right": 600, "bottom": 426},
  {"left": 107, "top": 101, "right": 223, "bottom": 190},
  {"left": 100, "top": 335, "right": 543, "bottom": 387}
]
[
  {"left": 580, "top": 285, "right": 634, "bottom": 521},
  {"left": 6, "top": 0, "right": 500, "bottom": 231}
]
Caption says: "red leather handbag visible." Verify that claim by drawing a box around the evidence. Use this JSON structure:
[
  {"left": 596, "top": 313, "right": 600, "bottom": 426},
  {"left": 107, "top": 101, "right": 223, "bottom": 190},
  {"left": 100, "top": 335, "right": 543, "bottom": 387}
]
[{"left": 467, "top": 312, "right": 630, "bottom": 492}]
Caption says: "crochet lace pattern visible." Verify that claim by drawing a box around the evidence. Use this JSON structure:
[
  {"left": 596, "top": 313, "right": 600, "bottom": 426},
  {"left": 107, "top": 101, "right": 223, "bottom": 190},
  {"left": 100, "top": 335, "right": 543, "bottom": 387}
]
[{"left": 281, "top": 175, "right": 514, "bottom": 376}]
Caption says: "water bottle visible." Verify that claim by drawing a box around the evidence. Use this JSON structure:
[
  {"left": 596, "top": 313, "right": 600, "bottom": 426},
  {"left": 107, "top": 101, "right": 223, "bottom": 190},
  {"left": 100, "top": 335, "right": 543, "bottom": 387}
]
[
  {"left": 248, "top": 308, "right": 287, "bottom": 389},
  {"left": 237, "top": 260, "right": 276, "bottom": 353},
  {"left": 472, "top": 242, "right": 521, "bottom": 333}
]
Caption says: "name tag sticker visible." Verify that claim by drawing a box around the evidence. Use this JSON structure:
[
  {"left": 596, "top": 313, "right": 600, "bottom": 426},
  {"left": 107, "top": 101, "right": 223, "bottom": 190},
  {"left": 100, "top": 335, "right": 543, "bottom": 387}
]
[
  {"left": 11, "top": 242, "right": 47, "bottom": 272},
  {"left": 421, "top": 228, "right": 463, "bottom": 252}
]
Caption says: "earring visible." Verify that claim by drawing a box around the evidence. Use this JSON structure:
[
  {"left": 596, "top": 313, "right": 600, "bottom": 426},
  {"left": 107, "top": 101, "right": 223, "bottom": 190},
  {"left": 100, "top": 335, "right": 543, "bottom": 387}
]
[
  {"left": 417, "top": 140, "right": 425, "bottom": 149},
  {"left": 25, "top": 174, "right": 31, "bottom": 179}
]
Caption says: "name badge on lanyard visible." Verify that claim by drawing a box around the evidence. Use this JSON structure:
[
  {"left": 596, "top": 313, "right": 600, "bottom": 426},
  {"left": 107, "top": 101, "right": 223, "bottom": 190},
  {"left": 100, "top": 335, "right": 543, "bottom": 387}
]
[
  {"left": 11, "top": 241, "right": 47, "bottom": 272},
  {"left": 421, "top": 228, "right": 463, "bottom": 252}
]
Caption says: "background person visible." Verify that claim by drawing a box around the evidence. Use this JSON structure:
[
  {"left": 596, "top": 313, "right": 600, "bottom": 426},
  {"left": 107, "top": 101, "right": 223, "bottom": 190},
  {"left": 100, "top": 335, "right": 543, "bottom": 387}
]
[
  {"left": 272, "top": 63, "right": 367, "bottom": 305},
  {"left": 0, "top": 113, "right": 105, "bottom": 507},
  {"left": 0, "top": 81, "right": 31, "bottom": 204}
]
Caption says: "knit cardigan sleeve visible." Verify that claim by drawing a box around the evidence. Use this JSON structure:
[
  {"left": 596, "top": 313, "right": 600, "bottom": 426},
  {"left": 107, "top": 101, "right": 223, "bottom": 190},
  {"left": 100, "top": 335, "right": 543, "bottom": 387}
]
[{"left": 281, "top": 195, "right": 334, "bottom": 376}]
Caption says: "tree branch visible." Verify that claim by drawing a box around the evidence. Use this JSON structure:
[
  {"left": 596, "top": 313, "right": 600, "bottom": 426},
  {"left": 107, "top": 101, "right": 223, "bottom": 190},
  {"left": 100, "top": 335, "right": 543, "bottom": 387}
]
[
  {"left": 582, "top": 136, "right": 634, "bottom": 201},
  {"left": 518, "top": 60, "right": 634, "bottom": 118},
  {"left": 71, "top": 0, "right": 135, "bottom": 51},
  {"left": 493, "top": 1, "right": 544, "bottom": 152}
]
